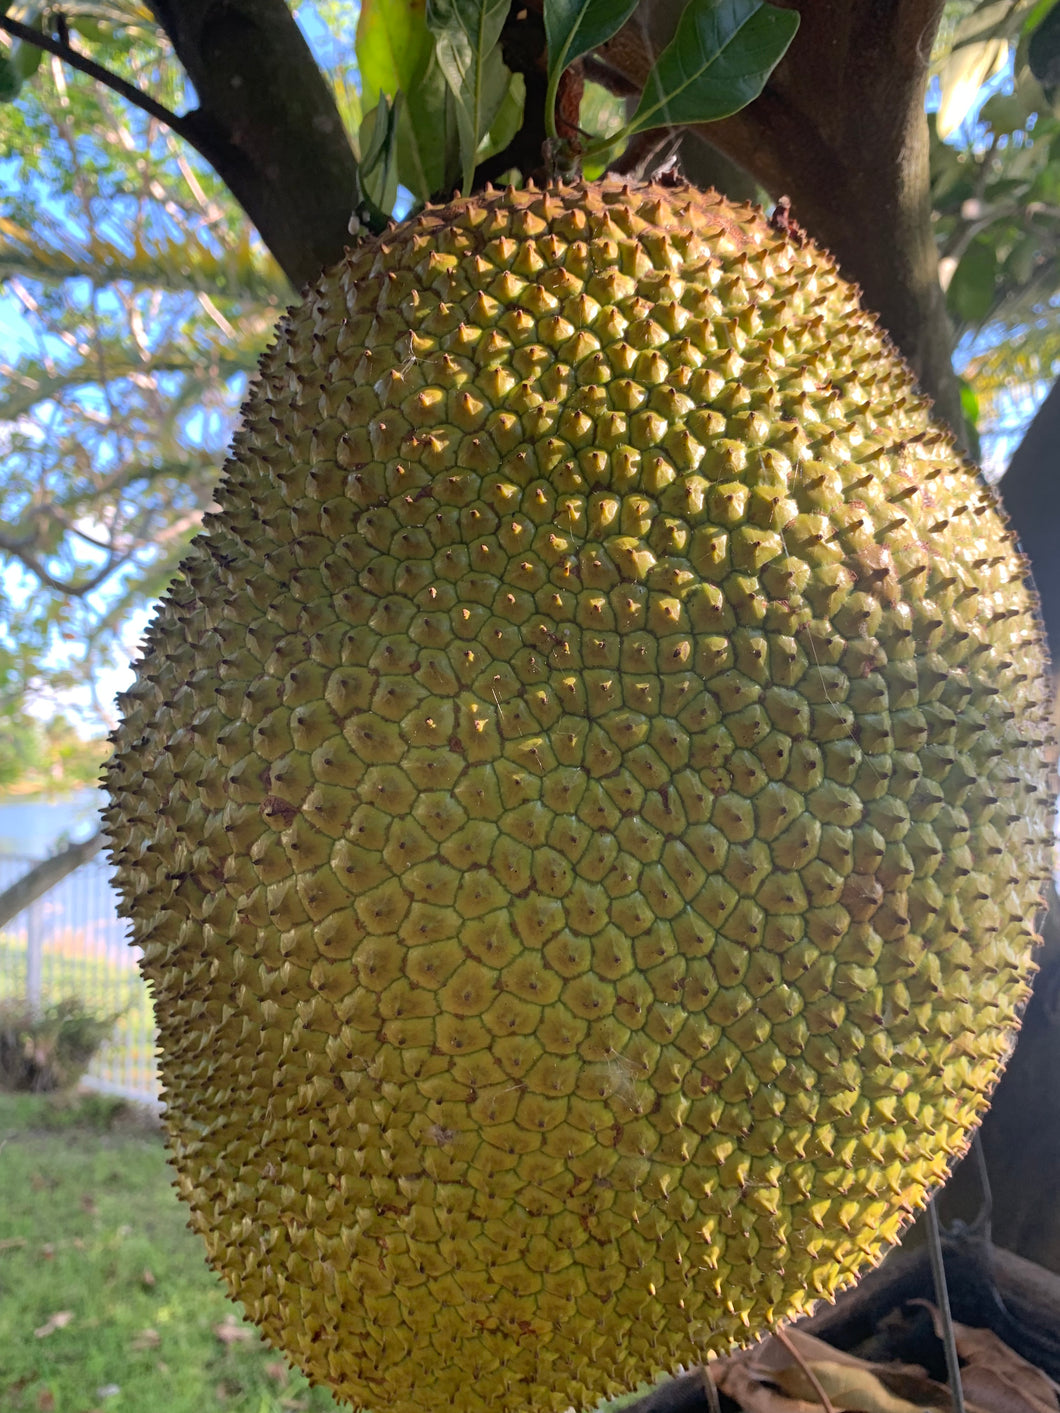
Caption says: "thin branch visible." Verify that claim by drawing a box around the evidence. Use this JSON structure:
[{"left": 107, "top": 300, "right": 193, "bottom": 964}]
[
  {"left": 0, "top": 831, "right": 106, "bottom": 931},
  {"left": 0, "top": 15, "right": 194, "bottom": 142}
]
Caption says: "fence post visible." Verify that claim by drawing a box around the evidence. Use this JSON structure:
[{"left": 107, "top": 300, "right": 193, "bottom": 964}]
[{"left": 25, "top": 900, "right": 43, "bottom": 1012}]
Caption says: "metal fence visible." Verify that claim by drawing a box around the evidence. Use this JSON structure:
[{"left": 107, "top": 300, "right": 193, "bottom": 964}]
[{"left": 0, "top": 852, "right": 160, "bottom": 1107}]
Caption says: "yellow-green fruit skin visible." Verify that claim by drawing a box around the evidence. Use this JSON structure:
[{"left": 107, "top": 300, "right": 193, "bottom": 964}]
[{"left": 104, "top": 183, "right": 1052, "bottom": 1413}]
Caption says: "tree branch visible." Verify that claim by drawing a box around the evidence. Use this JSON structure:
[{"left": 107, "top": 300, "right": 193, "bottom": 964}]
[
  {"left": 596, "top": 0, "right": 966, "bottom": 440},
  {"left": 0, "top": 830, "right": 105, "bottom": 932},
  {"left": 0, "top": 15, "right": 193, "bottom": 140},
  {"left": 997, "top": 376, "right": 1060, "bottom": 661},
  {"left": 146, "top": 0, "right": 360, "bottom": 290}
]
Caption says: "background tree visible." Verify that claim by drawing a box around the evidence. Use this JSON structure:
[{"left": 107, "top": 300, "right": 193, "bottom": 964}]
[{"left": 0, "top": 0, "right": 1058, "bottom": 1314}]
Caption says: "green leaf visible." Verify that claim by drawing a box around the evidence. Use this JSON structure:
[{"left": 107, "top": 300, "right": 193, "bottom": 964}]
[
  {"left": 356, "top": 0, "right": 435, "bottom": 102},
  {"left": 399, "top": 50, "right": 462, "bottom": 200},
  {"left": 0, "top": 56, "right": 21, "bottom": 103},
  {"left": 11, "top": 11, "right": 45, "bottom": 83},
  {"left": 356, "top": 94, "right": 403, "bottom": 229},
  {"left": 627, "top": 0, "right": 799, "bottom": 136},
  {"left": 542, "top": 0, "right": 637, "bottom": 136},
  {"left": 959, "top": 377, "right": 980, "bottom": 429},
  {"left": 426, "top": 0, "right": 513, "bottom": 192},
  {"left": 580, "top": 80, "right": 629, "bottom": 176},
  {"left": 356, "top": 0, "right": 461, "bottom": 201},
  {"left": 478, "top": 70, "right": 525, "bottom": 161},
  {"left": 947, "top": 237, "right": 999, "bottom": 326}
]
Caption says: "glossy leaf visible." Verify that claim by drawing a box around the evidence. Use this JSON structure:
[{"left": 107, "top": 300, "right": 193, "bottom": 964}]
[
  {"left": 356, "top": 0, "right": 434, "bottom": 102},
  {"left": 627, "top": 0, "right": 798, "bottom": 136},
  {"left": 426, "top": 0, "right": 512, "bottom": 191},
  {"left": 0, "top": 54, "right": 20, "bottom": 102},
  {"left": 1029, "top": 0, "right": 1060, "bottom": 87},
  {"left": 543, "top": 0, "right": 637, "bottom": 133},
  {"left": 479, "top": 70, "right": 525, "bottom": 162},
  {"left": 580, "top": 80, "right": 629, "bottom": 176},
  {"left": 356, "top": 0, "right": 458, "bottom": 202},
  {"left": 947, "top": 236, "right": 999, "bottom": 325},
  {"left": 356, "top": 94, "right": 402, "bottom": 229},
  {"left": 400, "top": 50, "right": 462, "bottom": 200}
]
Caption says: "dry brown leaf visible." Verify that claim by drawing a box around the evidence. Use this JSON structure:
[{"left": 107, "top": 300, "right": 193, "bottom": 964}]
[
  {"left": 713, "top": 1328, "right": 967, "bottom": 1413},
  {"left": 130, "top": 1328, "right": 161, "bottom": 1351},
  {"left": 772, "top": 1360, "right": 937, "bottom": 1413},
  {"left": 36, "top": 1389, "right": 55, "bottom": 1412},
  {"left": 140, "top": 1267, "right": 156, "bottom": 1289},
  {"left": 913, "top": 1302, "right": 1060, "bottom": 1413},
  {"left": 33, "top": 1311, "right": 73, "bottom": 1339},
  {"left": 712, "top": 1363, "right": 822, "bottom": 1413},
  {"left": 213, "top": 1315, "right": 254, "bottom": 1347}
]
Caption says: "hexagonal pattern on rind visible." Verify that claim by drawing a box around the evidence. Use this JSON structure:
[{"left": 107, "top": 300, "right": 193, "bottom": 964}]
[{"left": 104, "top": 181, "right": 1052, "bottom": 1413}]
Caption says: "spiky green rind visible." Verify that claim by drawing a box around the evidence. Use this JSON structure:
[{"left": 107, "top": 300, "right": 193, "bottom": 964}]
[{"left": 103, "top": 182, "right": 1052, "bottom": 1413}]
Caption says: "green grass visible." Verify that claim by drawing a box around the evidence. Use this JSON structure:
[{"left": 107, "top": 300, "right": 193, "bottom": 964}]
[{"left": 0, "top": 1092, "right": 342, "bottom": 1413}]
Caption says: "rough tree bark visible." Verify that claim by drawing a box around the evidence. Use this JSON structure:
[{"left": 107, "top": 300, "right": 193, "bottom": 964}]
[
  {"left": 146, "top": 0, "right": 359, "bottom": 291},
  {"left": 997, "top": 377, "right": 1060, "bottom": 659}
]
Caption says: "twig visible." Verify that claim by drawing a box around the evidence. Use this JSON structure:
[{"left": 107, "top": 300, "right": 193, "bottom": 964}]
[
  {"left": 774, "top": 1326, "right": 837, "bottom": 1413},
  {"left": 0, "top": 15, "right": 192, "bottom": 142},
  {"left": 927, "top": 1198, "right": 968, "bottom": 1413},
  {"left": 700, "top": 1364, "right": 722, "bottom": 1413},
  {"left": 968, "top": 1130, "right": 994, "bottom": 1241}
]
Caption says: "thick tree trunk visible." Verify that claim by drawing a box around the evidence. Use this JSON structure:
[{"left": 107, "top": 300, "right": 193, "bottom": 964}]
[
  {"left": 937, "top": 898, "right": 1060, "bottom": 1272},
  {"left": 997, "top": 377, "right": 1060, "bottom": 661},
  {"left": 147, "top": 0, "right": 359, "bottom": 290}
]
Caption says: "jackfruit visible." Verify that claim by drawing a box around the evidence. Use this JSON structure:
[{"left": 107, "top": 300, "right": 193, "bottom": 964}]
[{"left": 103, "top": 181, "right": 1053, "bottom": 1413}]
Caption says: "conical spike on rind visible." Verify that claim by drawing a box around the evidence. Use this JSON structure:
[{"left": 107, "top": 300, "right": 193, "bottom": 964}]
[{"left": 103, "top": 180, "right": 1053, "bottom": 1413}]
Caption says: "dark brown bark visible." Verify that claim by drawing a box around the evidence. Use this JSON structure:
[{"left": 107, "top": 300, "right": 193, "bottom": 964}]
[
  {"left": 938, "top": 898, "right": 1060, "bottom": 1273},
  {"left": 0, "top": 829, "right": 105, "bottom": 931},
  {"left": 147, "top": 0, "right": 358, "bottom": 291},
  {"left": 997, "top": 377, "right": 1060, "bottom": 661},
  {"left": 594, "top": 0, "right": 966, "bottom": 440}
]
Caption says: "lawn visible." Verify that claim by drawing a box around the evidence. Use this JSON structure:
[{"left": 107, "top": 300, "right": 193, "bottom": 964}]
[{"left": 0, "top": 1091, "right": 341, "bottom": 1413}]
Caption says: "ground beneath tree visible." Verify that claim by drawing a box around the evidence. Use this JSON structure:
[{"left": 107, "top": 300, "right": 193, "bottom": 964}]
[{"left": 628, "top": 1235, "right": 1060, "bottom": 1413}]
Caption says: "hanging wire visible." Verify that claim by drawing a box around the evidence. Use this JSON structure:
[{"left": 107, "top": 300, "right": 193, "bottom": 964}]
[{"left": 926, "top": 1197, "right": 967, "bottom": 1413}]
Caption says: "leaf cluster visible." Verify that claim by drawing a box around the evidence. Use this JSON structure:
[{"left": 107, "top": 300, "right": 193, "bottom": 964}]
[{"left": 353, "top": 0, "right": 797, "bottom": 209}]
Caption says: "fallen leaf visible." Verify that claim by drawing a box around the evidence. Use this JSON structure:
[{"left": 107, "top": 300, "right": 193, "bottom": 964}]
[
  {"left": 713, "top": 1329, "right": 960, "bottom": 1413},
  {"left": 213, "top": 1315, "right": 254, "bottom": 1346},
  {"left": 716, "top": 1359, "right": 821, "bottom": 1413},
  {"left": 773, "top": 1359, "right": 936, "bottom": 1413},
  {"left": 39, "top": 1244, "right": 54, "bottom": 1260},
  {"left": 140, "top": 1267, "right": 156, "bottom": 1288},
  {"left": 0, "top": 1237, "right": 27, "bottom": 1252},
  {"left": 79, "top": 1193, "right": 97, "bottom": 1215},
  {"left": 913, "top": 1302, "right": 1060, "bottom": 1413},
  {"left": 36, "top": 1389, "right": 55, "bottom": 1412},
  {"left": 34, "top": 1311, "right": 73, "bottom": 1339},
  {"left": 130, "top": 1328, "right": 161, "bottom": 1351}
]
